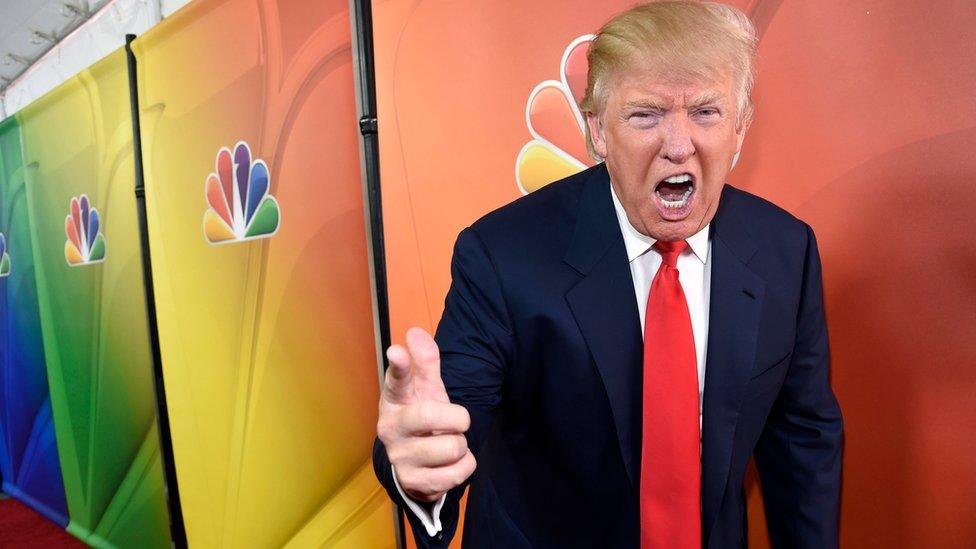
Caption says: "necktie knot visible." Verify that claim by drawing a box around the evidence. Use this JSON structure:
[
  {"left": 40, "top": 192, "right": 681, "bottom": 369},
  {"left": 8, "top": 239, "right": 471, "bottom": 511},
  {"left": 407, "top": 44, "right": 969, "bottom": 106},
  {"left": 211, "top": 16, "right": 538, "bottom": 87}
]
[{"left": 653, "top": 239, "right": 688, "bottom": 268}]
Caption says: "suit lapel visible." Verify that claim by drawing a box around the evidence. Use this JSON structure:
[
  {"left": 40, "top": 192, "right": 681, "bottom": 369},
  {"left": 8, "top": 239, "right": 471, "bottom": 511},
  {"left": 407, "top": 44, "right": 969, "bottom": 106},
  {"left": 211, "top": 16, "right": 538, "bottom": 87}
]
[
  {"left": 701, "top": 186, "right": 766, "bottom": 542},
  {"left": 564, "top": 166, "right": 644, "bottom": 490},
  {"left": 560, "top": 176, "right": 767, "bottom": 525}
]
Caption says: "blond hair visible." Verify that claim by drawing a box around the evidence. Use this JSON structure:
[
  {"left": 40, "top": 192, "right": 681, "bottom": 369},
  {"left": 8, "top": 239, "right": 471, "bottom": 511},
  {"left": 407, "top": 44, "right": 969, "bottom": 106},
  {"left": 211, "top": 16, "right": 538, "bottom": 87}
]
[{"left": 580, "top": 1, "right": 758, "bottom": 158}]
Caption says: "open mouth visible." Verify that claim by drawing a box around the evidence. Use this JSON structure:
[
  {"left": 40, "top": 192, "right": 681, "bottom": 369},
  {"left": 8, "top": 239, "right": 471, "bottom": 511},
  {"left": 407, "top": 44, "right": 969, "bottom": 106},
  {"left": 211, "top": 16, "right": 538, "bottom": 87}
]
[{"left": 654, "top": 173, "right": 695, "bottom": 215}]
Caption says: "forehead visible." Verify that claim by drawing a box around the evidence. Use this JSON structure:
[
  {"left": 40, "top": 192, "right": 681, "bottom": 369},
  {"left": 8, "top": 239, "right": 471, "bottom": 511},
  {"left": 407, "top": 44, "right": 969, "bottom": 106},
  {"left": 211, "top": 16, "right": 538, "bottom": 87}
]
[{"left": 608, "top": 66, "right": 735, "bottom": 106}]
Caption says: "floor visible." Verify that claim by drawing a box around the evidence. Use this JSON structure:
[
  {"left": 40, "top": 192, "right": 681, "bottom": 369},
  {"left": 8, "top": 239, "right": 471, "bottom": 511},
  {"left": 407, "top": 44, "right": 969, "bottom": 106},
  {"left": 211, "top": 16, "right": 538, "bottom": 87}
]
[{"left": 0, "top": 494, "right": 82, "bottom": 548}]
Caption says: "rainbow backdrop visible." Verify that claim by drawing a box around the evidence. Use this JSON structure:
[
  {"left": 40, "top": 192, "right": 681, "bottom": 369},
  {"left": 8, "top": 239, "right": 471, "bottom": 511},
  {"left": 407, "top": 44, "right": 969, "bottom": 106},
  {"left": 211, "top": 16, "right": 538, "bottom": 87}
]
[
  {"left": 130, "top": 0, "right": 393, "bottom": 546},
  {"left": 16, "top": 49, "right": 171, "bottom": 547},
  {"left": 0, "top": 115, "right": 69, "bottom": 528}
]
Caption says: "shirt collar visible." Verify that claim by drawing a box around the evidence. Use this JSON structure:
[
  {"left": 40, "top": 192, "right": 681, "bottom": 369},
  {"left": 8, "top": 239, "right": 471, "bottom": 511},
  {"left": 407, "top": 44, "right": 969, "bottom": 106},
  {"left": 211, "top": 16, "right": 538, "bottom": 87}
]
[{"left": 609, "top": 181, "right": 710, "bottom": 264}]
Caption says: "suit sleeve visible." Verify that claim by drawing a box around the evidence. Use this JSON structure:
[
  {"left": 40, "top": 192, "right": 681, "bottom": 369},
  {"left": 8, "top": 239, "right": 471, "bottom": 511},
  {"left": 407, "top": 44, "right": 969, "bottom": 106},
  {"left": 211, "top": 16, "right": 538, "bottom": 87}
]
[
  {"left": 754, "top": 224, "right": 844, "bottom": 549},
  {"left": 373, "top": 226, "right": 513, "bottom": 548}
]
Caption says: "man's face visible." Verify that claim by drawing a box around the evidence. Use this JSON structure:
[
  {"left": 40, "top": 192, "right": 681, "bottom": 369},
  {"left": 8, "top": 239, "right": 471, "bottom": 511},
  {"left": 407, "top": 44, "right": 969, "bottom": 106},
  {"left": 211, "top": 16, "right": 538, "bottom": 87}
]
[{"left": 586, "top": 65, "right": 747, "bottom": 242}]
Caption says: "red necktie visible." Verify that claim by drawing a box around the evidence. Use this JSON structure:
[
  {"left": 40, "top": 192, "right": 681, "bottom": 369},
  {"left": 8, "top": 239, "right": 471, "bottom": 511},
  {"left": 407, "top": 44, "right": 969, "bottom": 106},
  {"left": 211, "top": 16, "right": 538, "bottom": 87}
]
[{"left": 640, "top": 240, "right": 701, "bottom": 549}]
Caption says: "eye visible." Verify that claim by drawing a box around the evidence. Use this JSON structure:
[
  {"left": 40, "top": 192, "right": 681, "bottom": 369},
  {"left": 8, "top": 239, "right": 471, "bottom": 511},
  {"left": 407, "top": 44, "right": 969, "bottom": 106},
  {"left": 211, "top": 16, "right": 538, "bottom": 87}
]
[
  {"left": 627, "top": 111, "right": 661, "bottom": 127},
  {"left": 694, "top": 108, "right": 720, "bottom": 118}
]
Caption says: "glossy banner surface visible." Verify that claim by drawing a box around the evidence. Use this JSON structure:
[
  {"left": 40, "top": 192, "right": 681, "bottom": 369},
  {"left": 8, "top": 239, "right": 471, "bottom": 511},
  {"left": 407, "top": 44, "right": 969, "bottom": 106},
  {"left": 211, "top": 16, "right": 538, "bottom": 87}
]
[
  {"left": 18, "top": 49, "right": 172, "bottom": 548},
  {"left": 131, "top": 0, "right": 392, "bottom": 546},
  {"left": 0, "top": 116, "right": 69, "bottom": 527},
  {"left": 373, "top": 0, "right": 976, "bottom": 547}
]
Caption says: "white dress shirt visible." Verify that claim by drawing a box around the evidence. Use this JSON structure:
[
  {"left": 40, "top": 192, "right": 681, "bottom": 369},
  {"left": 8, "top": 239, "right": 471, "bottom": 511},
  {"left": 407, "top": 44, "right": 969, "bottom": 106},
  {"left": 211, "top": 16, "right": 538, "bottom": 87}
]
[
  {"left": 610, "top": 184, "right": 712, "bottom": 417},
  {"left": 396, "top": 183, "right": 713, "bottom": 536}
]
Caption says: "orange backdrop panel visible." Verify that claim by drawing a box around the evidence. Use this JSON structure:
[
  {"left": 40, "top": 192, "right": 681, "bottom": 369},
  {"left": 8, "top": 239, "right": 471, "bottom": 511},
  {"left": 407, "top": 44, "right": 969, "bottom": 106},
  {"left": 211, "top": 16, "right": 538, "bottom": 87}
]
[{"left": 373, "top": 1, "right": 976, "bottom": 547}]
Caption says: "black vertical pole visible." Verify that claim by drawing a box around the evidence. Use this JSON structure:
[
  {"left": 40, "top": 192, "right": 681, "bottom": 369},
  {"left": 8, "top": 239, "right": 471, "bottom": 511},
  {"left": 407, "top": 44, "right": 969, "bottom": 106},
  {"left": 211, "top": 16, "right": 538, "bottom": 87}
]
[
  {"left": 348, "top": 1, "right": 404, "bottom": 548},
  {"left": 124, "top": 33, "right": 188, "bottom": 549},
  {"left": 352, "top": 0, "right": 390, "bottom": 349}
]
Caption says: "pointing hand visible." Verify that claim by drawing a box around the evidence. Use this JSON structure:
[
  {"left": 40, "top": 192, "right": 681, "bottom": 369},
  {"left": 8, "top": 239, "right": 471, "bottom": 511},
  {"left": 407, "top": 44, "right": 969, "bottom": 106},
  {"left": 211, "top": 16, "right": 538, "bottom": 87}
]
[{"left": 377, "top": 327, "right": 476, "bottom": 502}]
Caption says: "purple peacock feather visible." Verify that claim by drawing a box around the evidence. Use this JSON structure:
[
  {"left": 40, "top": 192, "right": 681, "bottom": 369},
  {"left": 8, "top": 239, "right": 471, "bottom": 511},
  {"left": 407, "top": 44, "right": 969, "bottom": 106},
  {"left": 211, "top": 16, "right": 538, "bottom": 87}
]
[
  {"left": 234, "top": 143, "right": 250, "bottom": 218},
  {"left": 80, "top": 195, "right": 90, "bottom": 250}
]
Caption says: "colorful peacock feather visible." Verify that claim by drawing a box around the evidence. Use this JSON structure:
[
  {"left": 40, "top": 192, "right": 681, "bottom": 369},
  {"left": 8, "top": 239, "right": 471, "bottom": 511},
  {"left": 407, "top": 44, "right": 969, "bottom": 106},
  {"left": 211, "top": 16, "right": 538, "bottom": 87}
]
[
  {"left": 515, "top": 35, "right": 597, "bottom": 194},
  {"left": 64, "top": 194, "right": 106, "bottom": 266},
  {"left": 0, "top": 233, "right": 10, "bottom": 277},
  {"left": 203, "top": 141, "right": 281, "bottom": 244}
]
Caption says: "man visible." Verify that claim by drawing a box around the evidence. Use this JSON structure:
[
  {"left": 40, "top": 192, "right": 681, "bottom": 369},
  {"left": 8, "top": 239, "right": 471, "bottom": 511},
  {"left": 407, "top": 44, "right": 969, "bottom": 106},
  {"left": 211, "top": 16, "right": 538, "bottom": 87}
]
[{"left": 374, "top": 2, "right": 843, "bottom": 548}]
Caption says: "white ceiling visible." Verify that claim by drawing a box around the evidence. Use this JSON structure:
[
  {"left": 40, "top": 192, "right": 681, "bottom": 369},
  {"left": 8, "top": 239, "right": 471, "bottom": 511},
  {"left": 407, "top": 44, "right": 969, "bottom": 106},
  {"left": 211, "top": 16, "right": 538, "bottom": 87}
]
[{"left": 0, "top": 0, "right": 110, "bottom": 89}]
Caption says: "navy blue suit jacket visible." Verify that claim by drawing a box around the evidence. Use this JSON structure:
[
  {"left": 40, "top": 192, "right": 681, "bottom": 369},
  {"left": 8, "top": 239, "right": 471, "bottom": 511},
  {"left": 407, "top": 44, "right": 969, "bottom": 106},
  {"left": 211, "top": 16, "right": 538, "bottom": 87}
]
[{"left": 374, "top": 164, "right": 843, "bottom": 548}]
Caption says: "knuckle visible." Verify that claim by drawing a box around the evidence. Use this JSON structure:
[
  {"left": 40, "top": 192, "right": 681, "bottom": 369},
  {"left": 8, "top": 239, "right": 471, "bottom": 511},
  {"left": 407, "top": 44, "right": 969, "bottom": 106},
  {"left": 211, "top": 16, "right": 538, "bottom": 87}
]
[
  {"left": 451, "top": 466, "right": 469, "bottom": 487},
  {"left": 386, "top": 440, "right": 409, "bottom": 465},
  {"left": 433, "top": 439, "right": 452, "bottom": 464},
  {"left": 393, "top": 440, "right": 418, "bottom": 465},
  {"left": 397, "top": 468, "right": 419, "bottom": 490},
  {"left": 438, "top": 437, "right": 461, "bottom": 461},
  {"left": 421, "top": 440, "right": 442, "bottom": 464},
  {"left": 376, "top": 414, "right": 400, "bottom": 440},
  {"left": 376, "top": 417, "right": 391, "bottom": 437},
  {"left": 445, "top": 403, "right": 468, "bottom": 431},
  {"left": 428, "top": 474, "right": 450, "bottom": 494},
  {"left": 452, "top": 436, "right": 467, "bottom": 460}
]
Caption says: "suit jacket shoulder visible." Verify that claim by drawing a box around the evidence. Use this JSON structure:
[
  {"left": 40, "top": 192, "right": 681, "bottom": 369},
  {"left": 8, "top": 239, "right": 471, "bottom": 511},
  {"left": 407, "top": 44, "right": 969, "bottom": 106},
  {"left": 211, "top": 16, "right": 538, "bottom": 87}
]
[
  {"left": 716, "top": 184, "right": 815, "bottom": 292},
  {"left": 720, "top": 184, "right": 808, "bottom": 243},
  {"left": 466, "top": 164, "right": 595, "bottom": 255}
]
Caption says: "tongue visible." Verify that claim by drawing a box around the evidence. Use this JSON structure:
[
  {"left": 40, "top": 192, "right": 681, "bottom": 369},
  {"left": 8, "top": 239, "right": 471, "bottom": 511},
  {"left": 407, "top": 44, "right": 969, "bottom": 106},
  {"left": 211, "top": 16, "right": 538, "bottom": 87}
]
[{"left": 657, "top": 182, "right": 691, "bottom": 200}]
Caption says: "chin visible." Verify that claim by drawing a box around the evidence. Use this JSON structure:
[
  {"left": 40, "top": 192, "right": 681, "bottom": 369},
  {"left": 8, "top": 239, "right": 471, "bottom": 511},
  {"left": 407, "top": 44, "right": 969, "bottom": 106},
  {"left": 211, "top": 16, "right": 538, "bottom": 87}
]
[{"left": 646, "top": 214, "right": 706, "bottom": 242}]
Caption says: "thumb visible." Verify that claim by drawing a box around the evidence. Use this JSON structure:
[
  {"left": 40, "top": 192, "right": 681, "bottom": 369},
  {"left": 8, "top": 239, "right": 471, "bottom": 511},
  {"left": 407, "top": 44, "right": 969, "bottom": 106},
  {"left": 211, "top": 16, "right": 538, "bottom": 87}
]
[
  {"left": 405, "top": 327, "right": 448, "bottom": 403},
  {"left": 383, "top": 344, "right": 415, "bottom": 404}
]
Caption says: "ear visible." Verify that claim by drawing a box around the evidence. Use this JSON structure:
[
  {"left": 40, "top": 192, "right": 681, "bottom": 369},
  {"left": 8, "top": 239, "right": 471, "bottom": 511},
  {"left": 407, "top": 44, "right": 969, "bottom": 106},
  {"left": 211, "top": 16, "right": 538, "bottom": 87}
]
[
  {"left": 734, "top": 107, "right": 752, "bottom": 154},
  {"left": 735, "top": 123, "right": 748, "bottom": 154},
  {"left": 585, "top": 111, "right": 608, "bottom": 159}
]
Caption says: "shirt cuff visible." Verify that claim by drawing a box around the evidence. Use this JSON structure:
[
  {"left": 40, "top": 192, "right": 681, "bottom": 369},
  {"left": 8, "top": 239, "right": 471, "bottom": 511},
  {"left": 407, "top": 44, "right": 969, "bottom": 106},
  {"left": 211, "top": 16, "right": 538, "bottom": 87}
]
[{"left": 391, "top": 464, "right": 446, "bottom": 536}]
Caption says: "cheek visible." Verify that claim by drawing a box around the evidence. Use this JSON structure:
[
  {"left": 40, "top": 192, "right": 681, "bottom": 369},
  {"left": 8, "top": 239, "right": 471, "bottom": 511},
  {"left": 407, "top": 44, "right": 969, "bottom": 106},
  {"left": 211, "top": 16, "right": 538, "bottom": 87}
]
[
  {"left": 612, "top": 154, "right": 656, "bottom": 198},
  {"left": 611, "top": 132, "right": 658, "bottom": 170},
  {"left": 605, "top": 129, "right": 662, "bottom": 200},
  {"left": 699, "top": 136, "right": 738, "bottom": 183}
]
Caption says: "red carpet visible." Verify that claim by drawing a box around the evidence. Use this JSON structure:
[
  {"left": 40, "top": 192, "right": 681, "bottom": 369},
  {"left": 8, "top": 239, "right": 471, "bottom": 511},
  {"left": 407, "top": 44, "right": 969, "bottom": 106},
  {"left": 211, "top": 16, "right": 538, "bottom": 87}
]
[{"left": 0, "top": 496, "right": 82, "bottom": 548}]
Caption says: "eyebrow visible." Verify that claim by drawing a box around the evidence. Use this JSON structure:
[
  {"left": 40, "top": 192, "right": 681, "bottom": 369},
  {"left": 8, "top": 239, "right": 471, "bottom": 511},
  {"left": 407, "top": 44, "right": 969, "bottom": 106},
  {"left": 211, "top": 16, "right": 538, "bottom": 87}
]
[
  {"left": 622, "top": 92, "right": 727, "bottom": 112},
  {"left": 623, "top": 99, "right": 669, "bottom": 111},
  {"left": 687, "top": 91, "right": 727, "bottom": 109}
]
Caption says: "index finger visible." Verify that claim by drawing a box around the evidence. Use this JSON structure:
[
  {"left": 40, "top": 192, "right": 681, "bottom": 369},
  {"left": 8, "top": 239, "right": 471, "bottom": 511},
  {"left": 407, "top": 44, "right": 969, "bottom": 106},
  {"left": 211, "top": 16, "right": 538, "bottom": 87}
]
[{"left": 400, "top": 401, "right": 471, "bottom": 436}]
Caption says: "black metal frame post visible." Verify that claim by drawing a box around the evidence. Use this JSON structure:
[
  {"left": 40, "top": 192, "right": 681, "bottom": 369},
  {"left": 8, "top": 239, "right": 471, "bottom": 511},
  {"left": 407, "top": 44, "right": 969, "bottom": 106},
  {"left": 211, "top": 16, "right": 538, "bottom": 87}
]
[
  {"left": 349, "top": 1, "right": 405, "bottom": 548},
  {"left": 124, "top": 33, "right": 188, "bottom": 549}
]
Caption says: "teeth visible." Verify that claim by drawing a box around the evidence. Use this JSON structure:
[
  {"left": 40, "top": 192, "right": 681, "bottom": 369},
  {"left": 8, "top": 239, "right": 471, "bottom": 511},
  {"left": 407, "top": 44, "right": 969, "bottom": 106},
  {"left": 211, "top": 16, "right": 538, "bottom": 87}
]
[
  {"left": 664, "top": 173, "right": 692, "bottom": 184},
  {"left": 656, "top": 187, "right": 694, "bottom": 209}
]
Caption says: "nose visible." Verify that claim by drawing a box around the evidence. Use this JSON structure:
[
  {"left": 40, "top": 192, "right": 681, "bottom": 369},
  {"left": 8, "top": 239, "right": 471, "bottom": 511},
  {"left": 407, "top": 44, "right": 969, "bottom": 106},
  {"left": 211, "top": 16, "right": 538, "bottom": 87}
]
[{"left": 660, "top": 114, "right": 695, "bottom": 163}]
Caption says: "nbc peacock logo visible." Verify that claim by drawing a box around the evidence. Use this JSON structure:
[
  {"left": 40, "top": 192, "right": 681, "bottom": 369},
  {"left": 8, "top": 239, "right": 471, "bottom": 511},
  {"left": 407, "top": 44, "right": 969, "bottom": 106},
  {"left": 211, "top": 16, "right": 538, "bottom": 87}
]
[
  {"left": 64, "top": 195, "right": 106, "bottom": 266},
  {"left": 0, "top": 233, "right": 10, "bottom": 277},
  {"left": 203, "top": 141, "right": 281, "bottom": 245},
  {"left": 515, "top": 35, "right": 597, "bottom": 195}
]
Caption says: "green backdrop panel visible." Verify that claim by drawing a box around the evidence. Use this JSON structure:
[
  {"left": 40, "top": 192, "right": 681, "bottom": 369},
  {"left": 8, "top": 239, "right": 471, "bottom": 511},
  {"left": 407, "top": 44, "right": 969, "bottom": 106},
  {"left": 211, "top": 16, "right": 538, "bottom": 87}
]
[{"left": 17, "top": 48, "right": 171, "bottom": 548}]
